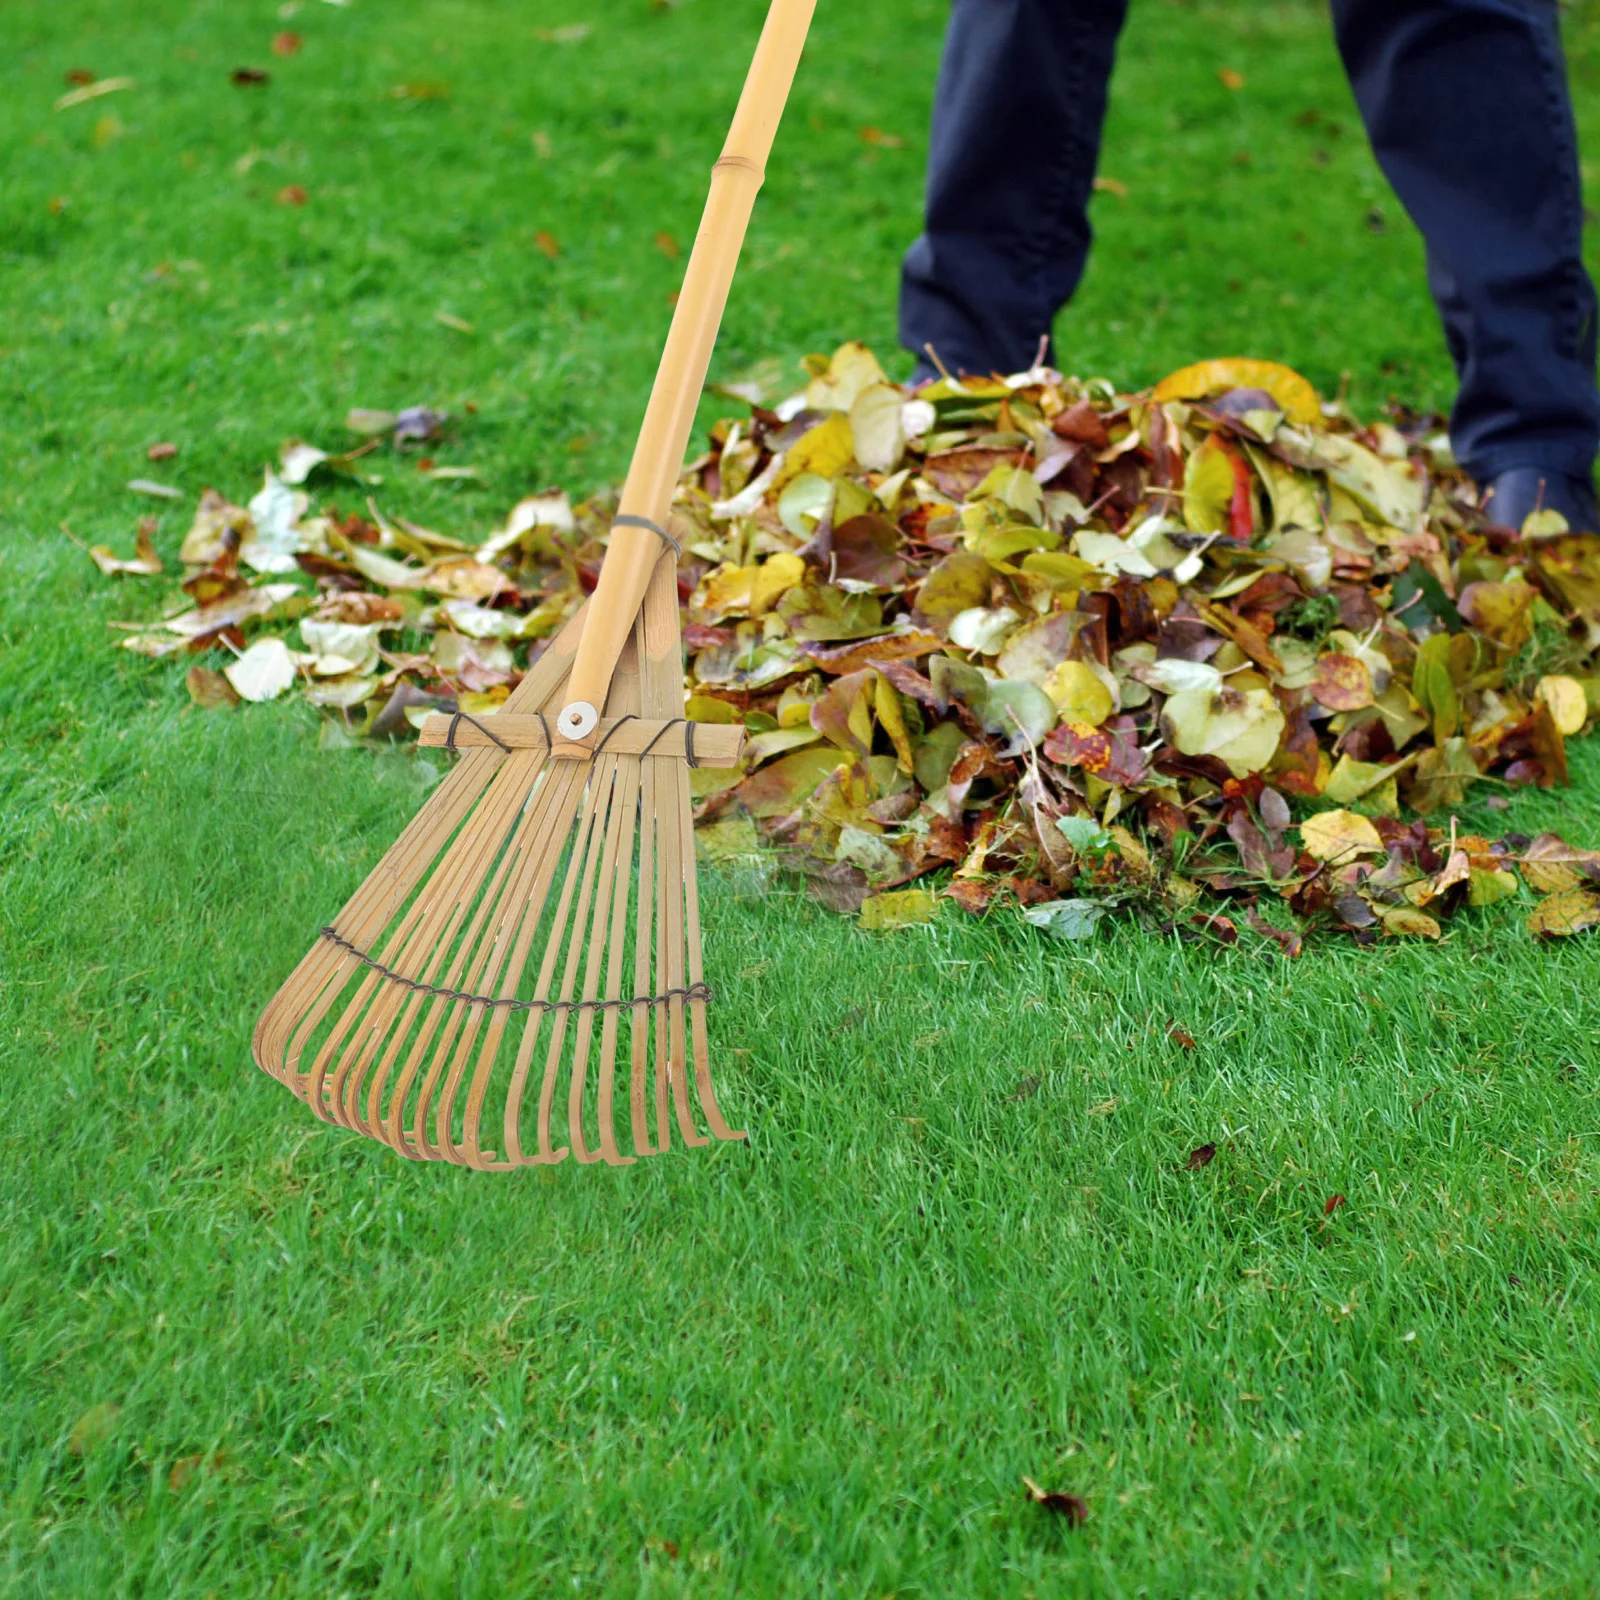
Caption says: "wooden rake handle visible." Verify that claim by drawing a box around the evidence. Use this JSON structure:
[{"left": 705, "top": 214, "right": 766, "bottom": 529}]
[{"left": 554, "top": 0, "right": 817, "bottom": 743}]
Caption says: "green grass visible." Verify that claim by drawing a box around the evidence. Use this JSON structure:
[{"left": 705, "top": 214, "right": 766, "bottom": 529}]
[{"left": 6, "top": 1, "right": 1600, "bottom": 1593}]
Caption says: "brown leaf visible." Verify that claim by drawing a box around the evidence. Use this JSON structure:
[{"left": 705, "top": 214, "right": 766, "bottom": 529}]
[
  {"left": 146, "top": 441, "right": 178, "bottom": 461},
  {"left": 271, "top": 31, "right": 302, "bottom": 55},
  {"left": 88, "top": 516, "right": 163, "bottom": 577},
  {"left": 1167, "top": 1022, "right": 1198, "bottom": 1050},
  {"left": 1021, "top": 1476, "right": 1088, "bottom": 1525},
  {"left": 1184, "top": 1142, "right": 1216, "bottom": 1170},
  {"left": 534, "top": 230, "right": 560, "bottom": 259},
  {"left": 1323, "top": 1193, "right": 1346, "bottom": 1216},
  {"left": 276, "top": 184, "right": 308, "bottom": 206},
  {"left": 185, "top": 665, "right": 240, "bottom": 709},
  {"left": 653, "top": 231, "right": 680, "bottom": 258},
  {"left": 1310, "top": 652, "right": 1375, "bottom": 712},
  {"left": 231, "top": 67, "right": 270, "bottom": 86},
  {"left": 1006, "top": 1074, "right": 1041, "bottom": 1103}
]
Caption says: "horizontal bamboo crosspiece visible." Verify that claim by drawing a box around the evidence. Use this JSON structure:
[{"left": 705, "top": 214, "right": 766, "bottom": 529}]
[
  {"left": 415, "top": 711, "right": 746, "bottom": 767},
  {"left": 252, "top": 0, "right": 817, "bottom": 1168}
]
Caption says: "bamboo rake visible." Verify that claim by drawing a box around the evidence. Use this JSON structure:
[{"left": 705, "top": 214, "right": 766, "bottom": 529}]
[{"left": 253, "top": 0, "right": 817, "bottom": 1167}]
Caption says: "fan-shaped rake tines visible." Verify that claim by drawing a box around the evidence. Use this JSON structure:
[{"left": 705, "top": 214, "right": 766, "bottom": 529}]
[{"left": 253, "top": 624, "right": 749, "bottom": 1169}]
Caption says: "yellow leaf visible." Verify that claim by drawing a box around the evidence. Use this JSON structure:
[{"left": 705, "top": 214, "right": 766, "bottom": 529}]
[
  {"left": 1182, "top": 437, "right": 1236, "bottom": 534},
  {"left": 873, "top": 672, "right": 915, "bottom": 773},
  {"left": 1152, "top": 358, "right": 1321, "bottom": 424},
  {"left": 1041, "top": 660, "right": 1113, "bottom": 726},
  {"left": 1536, "top": 674, "right": 1587, "bottom": 737},
  {"left": 1467, "top": 867, "right": 1519, "bottom": 907},
  {"left": 751, "top": 551, "right": 806, "bottom": 616},
  {"left": 1300, "top": 808, "right": 1385, "bottom": 861},
  {"left": 774, "top": 411, "right": 855, "bottom": 490},
  {"left": 859, "top": 889, "right": 940, "bottom": 931},
  {"left": 1382, "top": 906, "right": 1441, "bottom": 939},
  {"left": 1527, "top": 886, "right": 1600, "bottom": 938}
]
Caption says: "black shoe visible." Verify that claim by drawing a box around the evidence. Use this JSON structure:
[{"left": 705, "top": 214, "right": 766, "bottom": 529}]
[{"left": 1479, "top": 465, "right": 1600, "bottom": 533}]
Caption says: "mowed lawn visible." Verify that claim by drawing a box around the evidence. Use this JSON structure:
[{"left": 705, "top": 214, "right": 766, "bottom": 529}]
[{"left": 5, "top": 1, "right": 1600, "bottom": 1593}]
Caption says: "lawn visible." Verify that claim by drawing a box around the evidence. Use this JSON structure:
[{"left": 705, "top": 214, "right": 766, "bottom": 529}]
[{"left": 5, "top": 0, "right": 1600, "bottom": 1594}]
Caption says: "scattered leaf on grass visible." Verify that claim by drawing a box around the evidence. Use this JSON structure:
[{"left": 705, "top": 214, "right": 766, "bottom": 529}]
[
  {"left": 1167, "top": 1023, "right": 1198, "bottom": 1049},
  {"left": 127, "top": 479, "right": 182, "bottom": 500},
  {"left": 54, "top": 77, "right": 135, "bottom": 111},
  {"left": 1324, "top": 1194, "right": 1347, "bottom": 1217},
  {"left": 536, "top": 23, "right": 591, "bottom": 42},
  {"left": 1021, "top": 1476, "right": 1088, "bottom": 1525},
  {"left": 1184, "top": 1142, "right": 1217, "bottom": 1170},
  {"left": 1006, "top": 1075, "right": 1041, "bottom": 1102},
  {"left": 186, "top": 665, "right": 240, "bottom": 708},
  {"left": 1382, "top": 906, "right": 1441, "bottom": 939},
  {"left": 272, "top": 31, "right": 302, "bottom": 54},
  {"left": 276, "top": 185, "right": 308, "bottom": 206},
  {"left": 168, "top": 1450, "right": 226, "bottom": 1491},
  {"left": 89, "top": 518, "right": 163, "bottom": 577},
  {"left": 231, "top": 67, "right": 270, "bottom": 86},
  {"left": 534, "top": 231, "right": 560, "bottom": 258},
  {"left": 68, "top": 1402, "right": 120, "bottom": 1455},
  {"left": 858, "top": 889, "right": 939, "bottom": 931},
  {"left": 1527, "top": 887, "right": 1600, "bottom": 938},
  {"left": 1218, "top": 67, "right": 1246, "bottom": 89},
  {"left": 1022, "top": 899, "right": 1106, "bottom": 941},
  {"left": 147, "top": 441, "right": 178, "bottom": 461}
]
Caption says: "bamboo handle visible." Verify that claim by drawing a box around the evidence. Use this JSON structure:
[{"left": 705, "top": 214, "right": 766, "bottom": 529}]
[{"left": 554, "top": 0, "right": 817, "bottom": 742}]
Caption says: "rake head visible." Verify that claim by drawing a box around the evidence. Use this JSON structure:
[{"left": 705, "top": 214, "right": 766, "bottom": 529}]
[{"left": 252, "top": 605, "right": 748, "bottom": 1168}]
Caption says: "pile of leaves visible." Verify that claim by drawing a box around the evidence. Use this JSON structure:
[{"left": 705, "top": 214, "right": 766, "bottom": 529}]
[{"left": 91, "top": 348, "right": 1600, "bottom": 945}]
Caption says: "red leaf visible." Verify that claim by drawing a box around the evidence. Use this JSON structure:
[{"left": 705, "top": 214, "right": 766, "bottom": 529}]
[{"left": 1324, "top": 1194, "right": 1346, "bottom": 1216}]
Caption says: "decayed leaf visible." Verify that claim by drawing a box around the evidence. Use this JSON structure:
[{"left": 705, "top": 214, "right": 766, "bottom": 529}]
[
  {"left": 1310, "top": 652, "right": 1373, "bottom": 712},
  {"left": 1021, "top": 1476, "right": 1089, "bottom": 1526},
  {"left": 1163, "top": 685, "right": 1284, "bottom": 777},
  {"left": 68, "top": 1402, "right": 121, "bottom": 1455},
  {"left": 186, "top": 665, "right": 240, "bottom": 708},
  {"left": 859, "top": 889, "right": 939, "bottom": 931},
  {"left": 88, "top": 517, "right": 163, "bottom": 577},
  {"left": 224, "top": 638, "right": 297, "bottom": 702},
  {"left": 1300, "top": 809, "right": 1384, "bottom": 862},
  {"left": 1383, "top": 906, "right": 1441, "bottom": 939},
  {"left": 1527, "top": 887, "right": 1600, "bottom": 938},
  {"left": 1022, "top": 899, "right": 1106, "bottom": 940}
]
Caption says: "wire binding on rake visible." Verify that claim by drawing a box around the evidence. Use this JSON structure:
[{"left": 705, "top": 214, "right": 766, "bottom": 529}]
[
  {"left": 317, "top": 924, "right": 714, "bottom": 1015},
  {"left": 612, "top": 512, "right": 682, "bottom": 558}
]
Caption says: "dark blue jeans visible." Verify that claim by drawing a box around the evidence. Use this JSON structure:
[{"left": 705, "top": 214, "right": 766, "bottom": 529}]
[{"left": 899, "top": 0, "right": 1600, "bottom": 482}]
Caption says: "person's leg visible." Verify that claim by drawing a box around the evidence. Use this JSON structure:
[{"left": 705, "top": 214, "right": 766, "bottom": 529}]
[
  {"left": 899, "top": 0, "right": 1131, "bottom": 379},
  {"left": 1332, "top": 0, "right": 1600, "bottom": 518}
]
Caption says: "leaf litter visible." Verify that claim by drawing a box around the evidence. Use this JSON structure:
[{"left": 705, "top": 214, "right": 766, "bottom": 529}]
[{"left": 90, "top": 348, "right": 1600, "bottom": 946}]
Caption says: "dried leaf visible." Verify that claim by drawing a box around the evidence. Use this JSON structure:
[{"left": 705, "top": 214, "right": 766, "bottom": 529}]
[
  {"left": 1021, "top": 1477, "right": 1088, "bottom": 1525},
  {"left": 1300, "top": 809, "right": 1384, "bottom": 862},
  {"left": 225, "top": 638, "right": 297, "bottom": 702},
  {"left": 1527, "top": 887, "right": 1600, "bottom": 938},
  {"left": 859, "top": 889, "right": 939, "bottom": 931}
]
